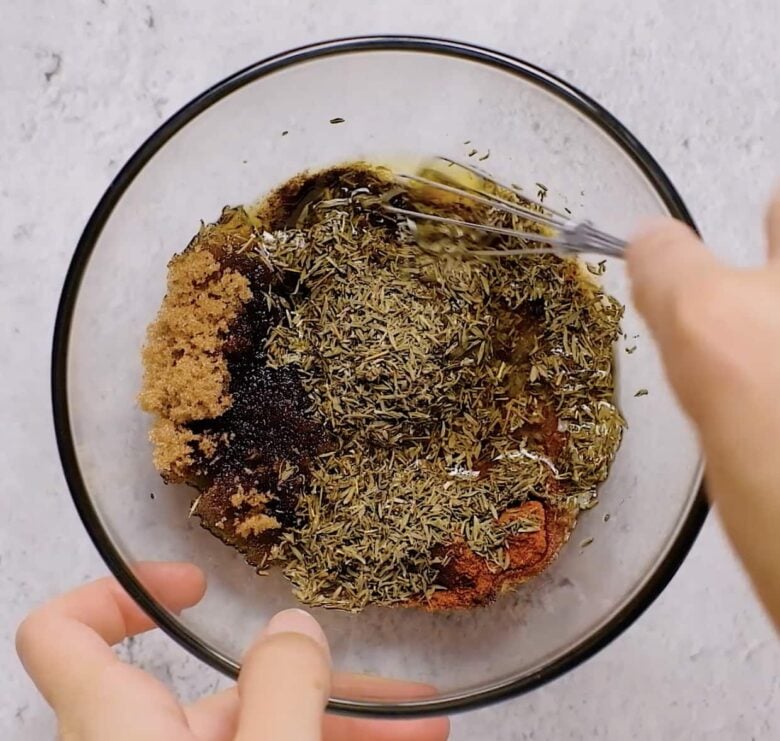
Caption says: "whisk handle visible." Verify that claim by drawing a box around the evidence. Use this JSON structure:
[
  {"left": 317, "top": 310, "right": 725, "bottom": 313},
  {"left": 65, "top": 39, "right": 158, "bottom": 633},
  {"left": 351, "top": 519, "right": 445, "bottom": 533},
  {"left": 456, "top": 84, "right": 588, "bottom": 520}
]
[{"left": 565, "top": 221, "right": 627, "bottom": 259}]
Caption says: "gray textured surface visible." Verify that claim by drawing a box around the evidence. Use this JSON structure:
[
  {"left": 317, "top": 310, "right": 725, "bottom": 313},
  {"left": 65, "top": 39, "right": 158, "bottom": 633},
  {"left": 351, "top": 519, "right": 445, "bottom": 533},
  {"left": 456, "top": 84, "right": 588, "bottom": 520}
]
[{"left": 1, "top": 1, "right": 779, "bottom": 738}]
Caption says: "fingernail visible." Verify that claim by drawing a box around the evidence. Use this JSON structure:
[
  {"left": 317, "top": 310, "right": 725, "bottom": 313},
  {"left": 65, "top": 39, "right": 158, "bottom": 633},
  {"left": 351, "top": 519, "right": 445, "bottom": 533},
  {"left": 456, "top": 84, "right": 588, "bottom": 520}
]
[{"left": 263, "top": 608, "right": 328, "bottom": 650}]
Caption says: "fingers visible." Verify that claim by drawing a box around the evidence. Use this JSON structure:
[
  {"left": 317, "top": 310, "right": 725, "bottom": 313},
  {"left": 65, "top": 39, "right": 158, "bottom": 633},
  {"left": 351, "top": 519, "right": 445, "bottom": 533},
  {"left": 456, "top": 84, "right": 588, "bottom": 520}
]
[
  {"left": 331, "top": 672, "right": 440, "bottom": 700},
  {"left": 187, "top": 669, "right": 448, "bottom": 741},
  {"left": 323, "top": 715, "right": 450, "bottom": 741},
  {"left": 16, "top": 562, "right": 205, "bottom": 712},
  {"left": 326, "top": 673, "right": 449, "bottom": 741},
  {"left": 235, "top": 609, "right": 331, "bottom": 741},
  {"left": 16, "top": 562, "right": 205, "bottom": 740},
  {"left": 186, "top": 677, "right": 450, "bottom": 741},
  {"left": 625, "top": 218, "right": 719, "bottom": 340},
  {"left": 185, "top": 687, "right": 239, "bottom": 741},
  {"left": 767, "top": 188, "right": 780, "bottom": 261}
]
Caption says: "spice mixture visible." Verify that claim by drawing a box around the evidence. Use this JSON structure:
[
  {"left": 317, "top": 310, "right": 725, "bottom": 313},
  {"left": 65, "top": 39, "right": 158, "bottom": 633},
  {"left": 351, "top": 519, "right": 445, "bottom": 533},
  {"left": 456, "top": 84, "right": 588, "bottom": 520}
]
[{"left": 140, "top": 161, "right": 624, "bottom": 611}]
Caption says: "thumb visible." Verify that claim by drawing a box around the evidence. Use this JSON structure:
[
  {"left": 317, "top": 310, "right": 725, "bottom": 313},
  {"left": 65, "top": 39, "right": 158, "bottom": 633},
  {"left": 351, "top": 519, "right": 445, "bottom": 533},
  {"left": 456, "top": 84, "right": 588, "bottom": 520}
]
[
  {"left": 766, "top": 187, "right": 780, "bottom": 262},
  {"left": 235, "top": 609, "right": 331, "bottom": 741},
  {"left": 625, "top": 217, "right": 719, "bottom": 341}
]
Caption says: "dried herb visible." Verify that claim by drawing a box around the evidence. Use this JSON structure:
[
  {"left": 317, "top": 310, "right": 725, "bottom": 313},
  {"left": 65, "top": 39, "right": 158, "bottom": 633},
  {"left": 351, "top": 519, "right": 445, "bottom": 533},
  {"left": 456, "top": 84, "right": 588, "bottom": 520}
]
[
  {"left": 587, "top": 261, "right": 607, "bottom": 277},
  {"left": 634, "top": 388, "right": 649, "bottom": 397},
  {"left": 329, "top": 117, "right": 345, "bottom": 124},
  {"left": 165, "top": 161, "right": 625, "bottom": 610}
]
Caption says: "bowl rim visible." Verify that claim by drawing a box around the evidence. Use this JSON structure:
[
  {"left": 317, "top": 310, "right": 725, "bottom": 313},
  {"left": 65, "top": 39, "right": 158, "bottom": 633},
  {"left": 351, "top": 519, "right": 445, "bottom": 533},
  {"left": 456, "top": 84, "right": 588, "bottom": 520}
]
[{"left": 51, "top": 34, "right": 708, "bottom": 718}]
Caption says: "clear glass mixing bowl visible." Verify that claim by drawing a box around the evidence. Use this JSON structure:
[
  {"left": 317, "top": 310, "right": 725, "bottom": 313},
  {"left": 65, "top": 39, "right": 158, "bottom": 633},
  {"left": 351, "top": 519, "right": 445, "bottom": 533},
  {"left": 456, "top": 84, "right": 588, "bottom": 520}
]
[{"left": 53, "top": 37, "right": 706, "bottom": 716}]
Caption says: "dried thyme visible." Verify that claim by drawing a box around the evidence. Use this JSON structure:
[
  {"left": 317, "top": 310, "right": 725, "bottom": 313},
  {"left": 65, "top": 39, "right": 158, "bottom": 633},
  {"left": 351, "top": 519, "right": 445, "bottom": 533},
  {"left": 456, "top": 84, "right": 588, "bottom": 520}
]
[
  {"left": 154, "top": 160, "right": 626, "bottom": 611},
  {"left": 225, "top": 162, "right": 627, "bottom": 609}
]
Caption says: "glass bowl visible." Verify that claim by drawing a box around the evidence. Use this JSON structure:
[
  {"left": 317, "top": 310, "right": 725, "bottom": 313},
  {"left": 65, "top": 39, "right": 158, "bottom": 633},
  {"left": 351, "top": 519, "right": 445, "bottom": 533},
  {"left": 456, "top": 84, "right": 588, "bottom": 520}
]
[{"left": 52, "top": 36, "right": 706, "bottom": 717}]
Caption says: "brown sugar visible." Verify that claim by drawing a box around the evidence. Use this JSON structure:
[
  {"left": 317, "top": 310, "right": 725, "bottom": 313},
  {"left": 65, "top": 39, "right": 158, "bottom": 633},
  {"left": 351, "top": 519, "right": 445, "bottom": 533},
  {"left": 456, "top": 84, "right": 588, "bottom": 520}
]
[
  {"left": 139, "top": 246, "right": 252, "bottom": 481},
  {"left": 148, "top": 418, "right": 197, "bottom": 482},
  {"left": 235, "top": 513, "right": 282, "bottom": 538},
  {"left": 230, "top": 487, "right": 271, "bottom": 509}
]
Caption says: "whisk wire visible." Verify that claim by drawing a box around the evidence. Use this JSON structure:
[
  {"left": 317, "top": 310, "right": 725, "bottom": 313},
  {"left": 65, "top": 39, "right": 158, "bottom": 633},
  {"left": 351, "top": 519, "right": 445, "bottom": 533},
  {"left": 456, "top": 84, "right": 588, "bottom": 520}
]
[
  {"left": 436, "top": 156, "right": 573, "bottom": 222},
  {"left": 385, "top": 157, "right": 627, "bottom": 260}
]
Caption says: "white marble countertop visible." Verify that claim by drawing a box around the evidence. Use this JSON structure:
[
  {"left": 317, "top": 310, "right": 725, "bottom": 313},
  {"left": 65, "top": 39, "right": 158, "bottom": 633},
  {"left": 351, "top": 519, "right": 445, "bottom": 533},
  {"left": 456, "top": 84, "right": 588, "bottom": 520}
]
[{"left": 1, "top": 1, "right": 778, "bottom": 738}]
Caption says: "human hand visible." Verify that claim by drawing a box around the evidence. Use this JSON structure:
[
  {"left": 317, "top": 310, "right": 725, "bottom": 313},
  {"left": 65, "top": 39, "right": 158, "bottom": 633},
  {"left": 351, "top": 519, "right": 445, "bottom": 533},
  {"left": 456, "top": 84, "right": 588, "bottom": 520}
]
[
  {"left": 627, "top": 193, "right": 780, "bottom": 626},
  {"left": 16, "top": 562, "right": 450, "bottom": 740}
]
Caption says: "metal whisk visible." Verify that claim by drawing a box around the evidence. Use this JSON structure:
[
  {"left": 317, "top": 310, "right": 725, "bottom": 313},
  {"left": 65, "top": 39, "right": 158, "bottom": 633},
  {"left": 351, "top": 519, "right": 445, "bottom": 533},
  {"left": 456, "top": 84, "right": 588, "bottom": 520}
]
[{"left": 382, "top": 157, "right": 626, "bottom": 259}]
